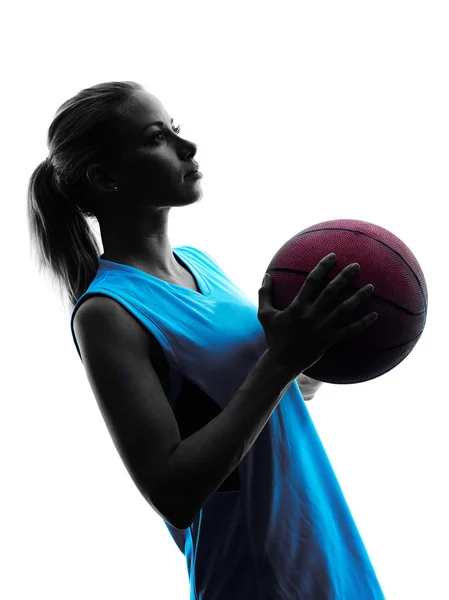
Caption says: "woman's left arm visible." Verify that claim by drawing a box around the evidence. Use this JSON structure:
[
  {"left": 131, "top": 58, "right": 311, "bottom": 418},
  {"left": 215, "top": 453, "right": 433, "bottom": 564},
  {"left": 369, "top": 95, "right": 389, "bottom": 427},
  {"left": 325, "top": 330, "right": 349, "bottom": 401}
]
[{"left": 296, "top": 373, "right": 324, "bottom": 401}]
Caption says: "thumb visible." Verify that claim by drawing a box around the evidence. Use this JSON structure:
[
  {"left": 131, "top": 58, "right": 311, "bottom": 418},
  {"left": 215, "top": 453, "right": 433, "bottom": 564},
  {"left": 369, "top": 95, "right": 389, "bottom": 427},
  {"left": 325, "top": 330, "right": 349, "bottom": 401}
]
[
  {"left": 258, "top": 273, "right": 274, "bottom": 311},
  {"left": 262, "top": 272, "right": 272, "bottom": 287}
]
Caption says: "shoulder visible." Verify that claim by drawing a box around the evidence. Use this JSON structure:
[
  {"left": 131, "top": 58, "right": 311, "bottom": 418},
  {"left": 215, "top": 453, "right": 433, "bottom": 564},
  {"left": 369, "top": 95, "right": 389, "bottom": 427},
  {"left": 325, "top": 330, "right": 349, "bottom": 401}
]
[{"left": 73, "top": 295, "right": 151, "bottom": 352}]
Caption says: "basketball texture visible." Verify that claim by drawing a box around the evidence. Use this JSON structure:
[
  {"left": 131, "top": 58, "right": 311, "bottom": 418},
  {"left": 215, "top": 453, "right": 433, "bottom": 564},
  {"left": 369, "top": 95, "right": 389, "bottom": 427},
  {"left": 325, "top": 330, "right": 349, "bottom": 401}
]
[{"left": 265, "top": 219, "right": 428, "bottom": 384}]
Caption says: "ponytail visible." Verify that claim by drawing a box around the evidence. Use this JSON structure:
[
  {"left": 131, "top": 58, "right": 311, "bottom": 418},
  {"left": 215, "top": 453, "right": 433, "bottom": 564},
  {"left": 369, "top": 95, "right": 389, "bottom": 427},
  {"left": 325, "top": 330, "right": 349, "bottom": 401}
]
[
  {"left": 26, "top": 81, "right": 143, "bottom": 315},
  {"left": 27, "top": 157, "right": 101, "bottom": 314}
]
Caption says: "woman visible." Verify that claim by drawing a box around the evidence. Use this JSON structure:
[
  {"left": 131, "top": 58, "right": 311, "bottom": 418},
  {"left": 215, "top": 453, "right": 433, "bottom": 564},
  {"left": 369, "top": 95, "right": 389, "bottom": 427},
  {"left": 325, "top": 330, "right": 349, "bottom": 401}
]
[{"left": 27, "top": 81, "right": 384, "bottom": 599}]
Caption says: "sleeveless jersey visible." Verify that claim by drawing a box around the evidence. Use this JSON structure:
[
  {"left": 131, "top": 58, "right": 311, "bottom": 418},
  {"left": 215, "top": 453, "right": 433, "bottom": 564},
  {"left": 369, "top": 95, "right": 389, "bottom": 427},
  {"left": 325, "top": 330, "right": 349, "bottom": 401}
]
[{"left": 70, "top": 245, "right": 386, "bottom": 600}]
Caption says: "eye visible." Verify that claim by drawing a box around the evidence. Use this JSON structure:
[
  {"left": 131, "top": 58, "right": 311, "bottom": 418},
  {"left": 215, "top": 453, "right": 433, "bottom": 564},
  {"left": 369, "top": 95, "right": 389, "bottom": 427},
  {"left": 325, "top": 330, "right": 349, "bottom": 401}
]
[{"left": 154, "top": 124, "right": 182, "bottom": 141}]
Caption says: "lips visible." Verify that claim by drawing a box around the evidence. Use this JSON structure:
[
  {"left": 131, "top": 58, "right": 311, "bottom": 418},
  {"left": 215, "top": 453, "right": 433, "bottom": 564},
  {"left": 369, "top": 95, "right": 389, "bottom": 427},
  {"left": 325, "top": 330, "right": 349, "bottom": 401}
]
[{"left": 185, "top": 165, "right": 199, "bottom": 177}]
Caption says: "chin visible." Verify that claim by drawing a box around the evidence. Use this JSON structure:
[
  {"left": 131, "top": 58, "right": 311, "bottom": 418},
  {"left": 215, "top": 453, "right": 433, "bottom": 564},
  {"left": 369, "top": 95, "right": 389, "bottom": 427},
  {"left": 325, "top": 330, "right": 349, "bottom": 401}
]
[{"left": 186, "top": 190, "right": 204, "bottom": 204}]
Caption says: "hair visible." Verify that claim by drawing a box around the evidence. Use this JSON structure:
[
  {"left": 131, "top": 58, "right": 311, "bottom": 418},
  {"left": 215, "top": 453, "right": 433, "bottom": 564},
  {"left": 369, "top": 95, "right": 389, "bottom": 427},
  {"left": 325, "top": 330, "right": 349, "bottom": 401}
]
[{"left": 27, "top": 80, "right": 144, "bottom": 315}]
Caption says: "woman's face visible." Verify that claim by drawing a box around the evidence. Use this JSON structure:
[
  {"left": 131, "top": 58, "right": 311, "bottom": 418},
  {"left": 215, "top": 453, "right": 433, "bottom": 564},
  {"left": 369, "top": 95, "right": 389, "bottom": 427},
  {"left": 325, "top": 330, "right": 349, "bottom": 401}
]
[{"left": 90, "top": 90, "right": 203, "bottom": 213}]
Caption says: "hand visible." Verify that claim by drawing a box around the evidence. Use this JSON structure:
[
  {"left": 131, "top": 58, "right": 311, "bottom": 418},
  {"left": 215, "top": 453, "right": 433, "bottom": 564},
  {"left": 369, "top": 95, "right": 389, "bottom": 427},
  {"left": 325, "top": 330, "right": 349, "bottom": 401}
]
[
  {"left": 296, "top": 373, "right": 324, "bottom": 401},
  {"left": 258, "top": 253, "right": 378, "bottom": 381}
]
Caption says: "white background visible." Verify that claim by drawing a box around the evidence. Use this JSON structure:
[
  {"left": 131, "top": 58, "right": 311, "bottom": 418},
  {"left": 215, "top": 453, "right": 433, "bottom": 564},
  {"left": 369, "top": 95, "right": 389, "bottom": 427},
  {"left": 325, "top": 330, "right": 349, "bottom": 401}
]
[{"left": 2, "top": 1, "right": 447, "bottom": 598}]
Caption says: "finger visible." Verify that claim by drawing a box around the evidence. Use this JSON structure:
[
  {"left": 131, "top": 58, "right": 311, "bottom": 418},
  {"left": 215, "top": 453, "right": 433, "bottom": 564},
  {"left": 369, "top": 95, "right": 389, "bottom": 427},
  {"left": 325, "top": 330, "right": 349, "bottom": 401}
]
[
  {"left": 320, "top": 282, "right": 373, "bottom": 328},
  {"left": 312, "top": 262, "right": 360, "bottom": 317},
  {"left": 290, "top": 253, "right": 337, "bottom": 310},
  {"left": 258, "top": 273, "right": 275, "bottom": 316},
  {"left": 334, "top": 310, "right": 378, "bottom": 343}
]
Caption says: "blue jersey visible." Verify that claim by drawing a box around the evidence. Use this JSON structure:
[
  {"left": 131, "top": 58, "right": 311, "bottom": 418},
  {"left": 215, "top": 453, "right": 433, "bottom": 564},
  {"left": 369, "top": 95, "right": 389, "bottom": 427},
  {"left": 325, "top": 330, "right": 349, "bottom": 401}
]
[{"left": 70, "top": 246, "right": 385, "bottom": 600}]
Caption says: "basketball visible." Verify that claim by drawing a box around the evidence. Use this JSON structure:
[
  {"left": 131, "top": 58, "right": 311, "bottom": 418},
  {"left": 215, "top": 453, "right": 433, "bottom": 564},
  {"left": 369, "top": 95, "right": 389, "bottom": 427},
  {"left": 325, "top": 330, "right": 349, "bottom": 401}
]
[{"left": 265, "top": 219, "right": 428, "bottom": 384}]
